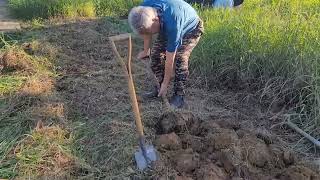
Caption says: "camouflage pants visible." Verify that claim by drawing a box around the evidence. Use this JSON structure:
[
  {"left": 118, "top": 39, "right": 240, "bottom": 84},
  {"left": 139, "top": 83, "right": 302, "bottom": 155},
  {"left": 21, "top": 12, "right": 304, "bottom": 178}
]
[{"left": 150, "top": 20, "right": 204, "bottom": 96}]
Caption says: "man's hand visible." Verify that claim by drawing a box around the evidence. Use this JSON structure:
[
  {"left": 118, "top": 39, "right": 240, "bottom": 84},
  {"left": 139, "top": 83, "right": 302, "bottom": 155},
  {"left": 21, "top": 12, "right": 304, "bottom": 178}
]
[
  {"left": 137, "top": 50, "right": 150, "bottom": 60},
  {"left": 137, "top": 34, "right": 152, "bottom": 60},
  {"left": 158, "top": 82, "right": 168, "bottom": 97},
  {"left": 158, "top": 51, "right": 176, "bottom": 97}
]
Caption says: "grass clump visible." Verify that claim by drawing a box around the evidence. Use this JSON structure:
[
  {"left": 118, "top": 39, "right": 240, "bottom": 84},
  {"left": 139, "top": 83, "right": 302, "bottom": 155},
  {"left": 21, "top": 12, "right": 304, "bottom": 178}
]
[
  {"left": 0, "top": 107, "right": 33, "bottom": 179},
  {"left": 0, "top": 43, "right": 37, "bottom": 95},
  {"left": 14, "top": 125, "right": 75, "bottom": 178},
  {"left": 0, "top": 76, "right": 25, "bottom": 95}
]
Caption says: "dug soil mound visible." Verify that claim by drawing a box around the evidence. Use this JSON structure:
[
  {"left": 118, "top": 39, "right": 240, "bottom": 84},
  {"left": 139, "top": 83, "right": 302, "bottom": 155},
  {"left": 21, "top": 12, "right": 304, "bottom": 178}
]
[{"left": 154, "top": 111, "right": 320, "bottom": 180}]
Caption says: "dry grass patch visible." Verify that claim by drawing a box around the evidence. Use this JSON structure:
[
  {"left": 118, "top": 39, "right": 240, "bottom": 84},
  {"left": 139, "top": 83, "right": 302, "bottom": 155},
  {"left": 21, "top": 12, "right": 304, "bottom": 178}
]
[
  {"left": 31, "top": 103, "right": 66, "bottom": 122},
  {"left": 14, "top": 125, "right": 75, "bottom": 178},
  {"left": 19, "top": 76, "right": 54, "bottom": 96},
  {"left": 0, "top": 47, "right": 35, "bottom": 74}
]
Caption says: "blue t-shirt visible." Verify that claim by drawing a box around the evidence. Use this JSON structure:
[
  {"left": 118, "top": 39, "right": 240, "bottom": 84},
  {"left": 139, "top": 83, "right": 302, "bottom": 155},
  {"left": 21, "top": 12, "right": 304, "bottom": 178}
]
[
  {"left": 141, "top": 0, "right": 199, "bottom": 52},
  {"left": 212, "top": 0, "right": 234, "bottom": 7}
]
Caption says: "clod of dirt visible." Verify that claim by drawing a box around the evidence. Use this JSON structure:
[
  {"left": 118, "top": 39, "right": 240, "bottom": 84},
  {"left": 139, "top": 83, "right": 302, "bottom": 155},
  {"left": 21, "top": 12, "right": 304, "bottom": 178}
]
[
  {"left": 216, "top": 119, "right": 241, "bottom": 131},
  {"left": 181, "top": 134, "right": 204, "bottom": 153},
  {"left": 235, "top": 166, "right": 252, "bottom": 179},
  {"left": 155, "top": 132, "right": 182, "bottom": 150},
  {"left": 157, "top": 112, "right": 199, "bottom": 134},
  {"left": 206, "top": 128, "right": 239, "bottom": 150},
  {"left": 199, "top": 121, "right": 220, "bottom": 135},
  {"left": 217, "top": 148, "right": 242, "bottom": 174},
  {"left": 241, "top": 136, "right": 271, "bottom": 168},
  {"left": 173, "top": 149, "right": 199, "bottom": 173},
  {"left": 195, "top": 163, "right": 228, "bottom": 180},
  {"left": 217, "top": 152, "right": 235, "bottom": 173},
  {"left": 283, "top": 151, "right": 295, "bottom": 166},
  {"left": 236, "top": 129, "right": 250, "bottom": 139},
  {"left": 278, "top": 165, "right": 319, "bottom": 180},
  {"left": 189, "top": 118, "right": 202, "bottom": 135},
  {"left": 0, "top": 49, "right": 34, "bottom": 74},
  {"left": 255, "top": 128, "right": 274, "bottom": 145},
  {"left": 269, "top": 144, "right": 286, "bottom": 168},
  {"left": 22, "top": 43, "right": 34, "bottom": 55}
]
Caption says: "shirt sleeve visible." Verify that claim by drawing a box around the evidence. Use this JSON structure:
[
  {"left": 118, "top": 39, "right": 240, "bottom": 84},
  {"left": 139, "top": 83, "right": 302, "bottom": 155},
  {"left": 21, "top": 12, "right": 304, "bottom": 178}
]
[{"left": 165, "top": 14, "right": 183, "bottom": 52}]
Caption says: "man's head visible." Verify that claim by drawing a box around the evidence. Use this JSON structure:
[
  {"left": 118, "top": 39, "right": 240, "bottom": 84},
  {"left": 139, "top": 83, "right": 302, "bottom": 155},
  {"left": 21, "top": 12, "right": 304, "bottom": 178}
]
[{"left": 128, "top": 6, "right": 160, "bottom": 35}]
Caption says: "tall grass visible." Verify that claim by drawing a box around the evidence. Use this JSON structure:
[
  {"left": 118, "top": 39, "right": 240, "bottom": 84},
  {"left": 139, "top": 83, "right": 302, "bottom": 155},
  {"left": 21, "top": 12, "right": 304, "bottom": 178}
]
[
  {"left": 192, "top": 0, "right": 320, "bottom": 141},
  {"left": 94, "top": 0, "right": 141, "bottom": 17},
  {"left": 8, "top": 0, "right": 96, "bottom": 19},
  {"left": 8, "top": 0, "right": 141, "bottom": 19}
]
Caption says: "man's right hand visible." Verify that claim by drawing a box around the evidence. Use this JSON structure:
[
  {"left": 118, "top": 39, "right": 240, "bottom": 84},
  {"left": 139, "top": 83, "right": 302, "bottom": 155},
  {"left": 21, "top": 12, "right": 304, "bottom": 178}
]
[{"left": 137, "top": 50, "right": 150, "bottom": 60}]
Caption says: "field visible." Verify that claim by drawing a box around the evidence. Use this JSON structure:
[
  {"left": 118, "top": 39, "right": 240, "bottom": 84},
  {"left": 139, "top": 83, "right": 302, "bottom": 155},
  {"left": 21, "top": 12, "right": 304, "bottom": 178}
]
[{"left": 1, "top": 0, "right": 319, "bottom": 179}]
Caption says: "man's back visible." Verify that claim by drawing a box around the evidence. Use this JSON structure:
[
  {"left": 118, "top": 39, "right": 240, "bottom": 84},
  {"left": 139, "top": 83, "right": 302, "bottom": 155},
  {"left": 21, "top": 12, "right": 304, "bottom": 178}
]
[{"left": 141, "top": 0, "right": 199, "bottom": 52}]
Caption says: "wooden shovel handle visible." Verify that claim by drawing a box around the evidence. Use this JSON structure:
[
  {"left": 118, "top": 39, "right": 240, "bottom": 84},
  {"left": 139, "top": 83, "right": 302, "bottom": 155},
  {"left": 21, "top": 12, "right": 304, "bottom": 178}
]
[
  {"left": 109, "top": 34, "right": 144, "bottom": 138},
  {"left": 109, "top": 33, "right": 131, "bottom": 42}
]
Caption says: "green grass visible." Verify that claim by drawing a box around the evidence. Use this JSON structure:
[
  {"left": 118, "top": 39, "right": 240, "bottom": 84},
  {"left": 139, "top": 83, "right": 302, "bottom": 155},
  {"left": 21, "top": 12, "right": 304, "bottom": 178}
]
[
  {"left": 191, "top": 0, "right": 320, "bottom": 140},
  {"left": 8, "top": 0, "right": 96, "bottom": 19},
  {"left": 94, "top": 0, "right": 141, "bottom": 17},
  {"left": 14, "top": 126, "right": 74, "bottom": 177},
  {"left": 0, "top": 107, "right": 34, "bottom": 178},
  {"left": 8, "top": 0, "right": 141, "bottom": 19},
  {"left": 0, "top": 76, "right": 25, "bottom": 95}
]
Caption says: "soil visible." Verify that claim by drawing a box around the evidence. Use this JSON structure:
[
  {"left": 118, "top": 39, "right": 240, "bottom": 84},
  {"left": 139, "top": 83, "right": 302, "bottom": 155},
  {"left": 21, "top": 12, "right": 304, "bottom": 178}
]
[
  {"left": 155, "top": 132, "right": 182, "bottom": 150},
  {"left": 154, "top": 111, "right": 320, "bottom": 180}
]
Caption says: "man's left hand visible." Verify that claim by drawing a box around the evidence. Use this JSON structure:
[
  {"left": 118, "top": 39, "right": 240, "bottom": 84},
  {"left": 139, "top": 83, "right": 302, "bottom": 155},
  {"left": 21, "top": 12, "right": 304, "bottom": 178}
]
[{"left": 158, "top": 83, "right": 168, "bottom": 97}]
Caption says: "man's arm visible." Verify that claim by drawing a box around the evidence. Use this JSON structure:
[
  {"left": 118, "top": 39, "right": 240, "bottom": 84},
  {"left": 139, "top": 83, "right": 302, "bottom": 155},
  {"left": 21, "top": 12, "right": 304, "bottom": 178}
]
[
  {"left": 143, "top": 34, "right": 152, "bottom": 54},
  {"left": 163, "top": 51, "right": 176, "bottom": 85},
  {"left": 158, "top": 50, "right": 176, "bottom": 96},
  {"left": 137, "top": 34, "right": 152, "bottom": 59}
]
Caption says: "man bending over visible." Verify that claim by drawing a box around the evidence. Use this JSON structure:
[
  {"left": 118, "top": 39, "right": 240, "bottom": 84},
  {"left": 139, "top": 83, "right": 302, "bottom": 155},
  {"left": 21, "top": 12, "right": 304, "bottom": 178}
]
[{"left": 128, "top": 0, "right": 204, "bottom": 108}]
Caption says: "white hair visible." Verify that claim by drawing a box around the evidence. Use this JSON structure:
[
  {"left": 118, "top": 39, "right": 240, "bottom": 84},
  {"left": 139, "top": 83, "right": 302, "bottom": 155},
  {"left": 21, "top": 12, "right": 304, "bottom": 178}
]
[{"left": 128, "top": 6, "right": 157, "bottom": 34}]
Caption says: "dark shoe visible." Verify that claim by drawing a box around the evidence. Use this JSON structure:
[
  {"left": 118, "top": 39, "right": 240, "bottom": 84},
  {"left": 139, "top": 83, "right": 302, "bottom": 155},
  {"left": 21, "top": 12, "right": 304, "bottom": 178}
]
[
  {"left": 169, "top": 95, "right": 185, "bottom": 109},
  {"left": 142, "top": 86, "right": 159, "bottom": 99}
]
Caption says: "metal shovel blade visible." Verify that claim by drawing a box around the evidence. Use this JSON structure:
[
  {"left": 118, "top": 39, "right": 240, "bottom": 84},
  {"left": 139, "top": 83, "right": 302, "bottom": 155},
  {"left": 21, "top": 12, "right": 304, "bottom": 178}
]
[{"left": 134, "top": 145, "right": 157, "bottom": 170}]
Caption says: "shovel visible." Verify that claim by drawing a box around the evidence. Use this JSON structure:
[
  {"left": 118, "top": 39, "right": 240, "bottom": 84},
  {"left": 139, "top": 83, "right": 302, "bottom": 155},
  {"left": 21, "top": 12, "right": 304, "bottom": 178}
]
[{"left": 109, "top": 33, "right": 157, "bottom": 170}]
